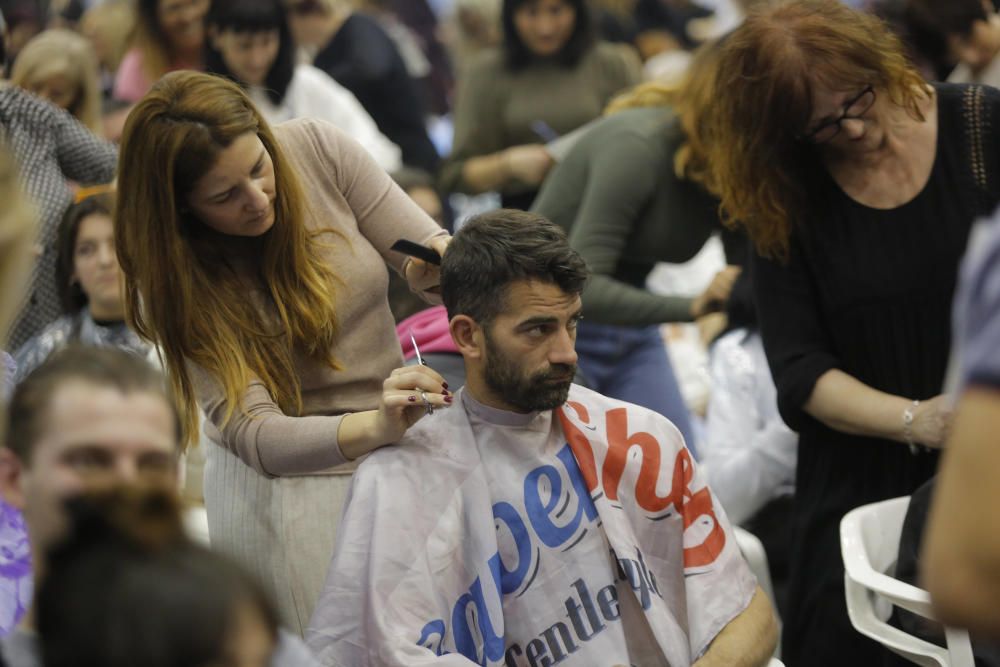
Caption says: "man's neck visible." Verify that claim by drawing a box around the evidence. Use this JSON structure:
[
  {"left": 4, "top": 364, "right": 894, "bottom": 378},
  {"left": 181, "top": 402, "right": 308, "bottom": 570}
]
[{"left": 463, "top": 376, "right": 529, "bottom": 415}]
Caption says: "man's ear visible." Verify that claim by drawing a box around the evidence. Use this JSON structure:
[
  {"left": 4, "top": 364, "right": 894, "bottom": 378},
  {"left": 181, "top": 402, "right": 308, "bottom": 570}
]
[
  {"left": 450, "top": 314, "right": 485, "bottom": 360},
  {"left": 0, "top": 447, "right": 26, "bottom": 510}
]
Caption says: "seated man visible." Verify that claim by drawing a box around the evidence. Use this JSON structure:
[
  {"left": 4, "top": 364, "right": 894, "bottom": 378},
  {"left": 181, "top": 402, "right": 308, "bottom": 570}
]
[
  {"left": 306, "top": 210, "right": 778, "bottom": 666},
  {"left": 0, "top": 346, "right": 321, "bottom": 666}
]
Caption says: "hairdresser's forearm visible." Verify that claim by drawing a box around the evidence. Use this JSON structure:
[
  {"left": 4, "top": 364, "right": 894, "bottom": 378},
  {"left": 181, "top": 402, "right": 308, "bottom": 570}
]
[{"left": 336, "top": 410, "right": 399, "bottom": 461}]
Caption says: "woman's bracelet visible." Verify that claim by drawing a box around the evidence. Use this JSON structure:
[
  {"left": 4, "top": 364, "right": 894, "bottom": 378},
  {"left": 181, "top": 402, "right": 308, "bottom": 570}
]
[{"left": 902, "top": 399, "right": 921, "bottom": 454}]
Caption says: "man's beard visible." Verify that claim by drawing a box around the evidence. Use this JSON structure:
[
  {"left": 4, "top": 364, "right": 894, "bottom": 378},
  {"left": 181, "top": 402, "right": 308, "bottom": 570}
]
[{"left": 482, "top": 333, "right": 576, "bottom": 412}]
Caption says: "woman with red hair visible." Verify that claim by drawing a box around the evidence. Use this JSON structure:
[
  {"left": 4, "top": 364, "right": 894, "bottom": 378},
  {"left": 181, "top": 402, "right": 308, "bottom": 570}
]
[{"left": 705, "top": 1, "right": 1000, "bottom": 664}]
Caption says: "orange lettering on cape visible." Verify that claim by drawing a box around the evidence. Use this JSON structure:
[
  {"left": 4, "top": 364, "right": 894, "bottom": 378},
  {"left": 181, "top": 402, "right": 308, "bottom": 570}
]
[{"left": 558, "top": 403, "right": 726, "bottom": 568}]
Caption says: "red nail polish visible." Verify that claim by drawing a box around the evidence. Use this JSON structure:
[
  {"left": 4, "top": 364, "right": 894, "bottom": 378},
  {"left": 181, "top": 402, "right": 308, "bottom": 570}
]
[
  {"left": 408, "top": 395, "right": 416, "bottom": 402},
  {"left": 444, "top": 396, "right": 453, "bottom": 403},
  {"left": 442, "top": 382, "right": 449, "bottom": 389}
]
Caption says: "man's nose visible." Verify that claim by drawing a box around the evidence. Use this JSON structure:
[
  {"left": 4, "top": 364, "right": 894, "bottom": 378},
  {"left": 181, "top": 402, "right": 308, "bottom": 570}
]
[
  {"left": 549, "top": 328, "right": 578, "bottom": 366},
  {"left": 112, "top": 459, "right": 141, "bottom": 484}
]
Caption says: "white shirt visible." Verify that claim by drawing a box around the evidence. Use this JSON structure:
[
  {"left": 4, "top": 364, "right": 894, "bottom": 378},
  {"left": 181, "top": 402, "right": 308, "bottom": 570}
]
[
  {"left": 249, "top": 64, "right": 403, "bottom": 173},
  {"left": 700, "top": 329, "right": 797, "bottom": 526}
]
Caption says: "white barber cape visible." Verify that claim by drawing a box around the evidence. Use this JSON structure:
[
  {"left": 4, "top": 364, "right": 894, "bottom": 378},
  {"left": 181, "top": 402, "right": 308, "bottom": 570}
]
[{"left": 306, "top": 385, "right": 756, "bottom": 666}]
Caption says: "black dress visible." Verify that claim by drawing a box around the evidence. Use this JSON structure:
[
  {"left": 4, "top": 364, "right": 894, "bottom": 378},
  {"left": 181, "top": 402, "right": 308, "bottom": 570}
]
[{"left": 752, "top": 83, "right": 1000, "bottom": 667}]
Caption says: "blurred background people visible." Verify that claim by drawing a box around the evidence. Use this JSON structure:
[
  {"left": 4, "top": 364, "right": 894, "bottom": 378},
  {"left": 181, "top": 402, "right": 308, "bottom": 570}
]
[
  {"left": 0, "top": 346, "right": 321, "bottom": 665},
  {"left": 439, "top": 0, "right": 641, "bottom": 211},
  {"left": 705, "top": 1, "right": 1000, "bottom": 663},
  {"left": 205, "top": 0, "right": 403, "bottom": 172},
  {"left": 10, "top": 28, "right": 102, "bottom": 135},
  {"left": 78, "top": 0, "right": 136, "bottom": 100},
  {"left": 530, "top": 41, "right": 739, "bottom": 449},
  {"left": 12, "top": 191, "right": 149, "bottom": 383},
  {"left": 286, "top": 0, "right": 441, "bottom": 172},
  {"left": 0, "top": 145, "right": 37, "bottom": 640},
  {"left": 908, "top": 0, "right": 1000, "bottom": 87},
  {"left": 114, "top": 0, "right": 210, "bottom": 103},
  {"left": 0, "top": 81, "right": 116, "bottom": 352},
  {"left": 37, "top": 488, "right": 282, "bottom": 667}
]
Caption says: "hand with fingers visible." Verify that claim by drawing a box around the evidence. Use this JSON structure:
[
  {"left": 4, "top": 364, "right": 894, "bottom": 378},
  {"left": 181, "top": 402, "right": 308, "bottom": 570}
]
[
  {"left": 337, "top": 362, "right": 454, "bottom": 460},
  {"left": 690, "top": 265, "right": 742, "bottom": 319},
  {"left": 404, "top": 236, "right": 451, "bottom": 304},
  {"left": 374, "top": 364, "right": 454, "bottom": 444}
]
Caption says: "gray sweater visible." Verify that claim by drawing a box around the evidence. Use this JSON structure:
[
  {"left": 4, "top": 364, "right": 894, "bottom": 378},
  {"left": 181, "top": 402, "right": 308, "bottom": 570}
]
[{"left": 531, "top": 106, "right": 722, "bottom": 326}]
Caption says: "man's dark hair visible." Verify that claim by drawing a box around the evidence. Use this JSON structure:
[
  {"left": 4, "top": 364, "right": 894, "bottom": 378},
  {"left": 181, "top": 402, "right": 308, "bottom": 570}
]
[
  {"left": 37, "top": 486, "right": 279, "bottom": 667},
  {"left": 3, "top": 345, "right": 181, "bottom": 463},
  {"left": 502, "top": 0, "right": 595, "bottom": 71},
  {"left": 441, "top": 209, "right": 588, "bottom": 325},
  {"left": 908, "top": 0, "right": 989, "bottom": 37}
]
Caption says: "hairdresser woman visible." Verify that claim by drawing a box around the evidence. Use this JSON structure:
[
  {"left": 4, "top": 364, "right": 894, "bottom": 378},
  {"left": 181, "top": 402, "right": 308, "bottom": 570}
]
[
  {"left": 114, "top": 71, "right": 450, "bottom": 635},
  {"left": 705, "top": 1, "right": 1000, "bottom": 664}
]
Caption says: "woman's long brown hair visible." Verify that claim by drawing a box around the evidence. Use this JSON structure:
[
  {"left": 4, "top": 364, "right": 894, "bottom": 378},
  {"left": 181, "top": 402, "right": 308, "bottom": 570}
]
[
  {"left": 704, "top": 0, "right": 929, "bottom": 260},
  {"left": 116, "top": 71, "right": 340, "bottom": 447}
]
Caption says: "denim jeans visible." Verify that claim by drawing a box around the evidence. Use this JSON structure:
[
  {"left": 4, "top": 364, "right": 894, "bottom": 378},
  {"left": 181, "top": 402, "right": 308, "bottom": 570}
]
[{"left": 574, "top": 320, "right": 698, "bottom": 456}]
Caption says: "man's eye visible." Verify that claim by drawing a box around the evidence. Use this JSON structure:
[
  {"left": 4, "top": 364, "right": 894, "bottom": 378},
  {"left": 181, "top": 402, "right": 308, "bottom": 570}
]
[
  {"left": 65, "top": 450, "right": 109, "bottom": 471},
  {"left": 139, "top": 456, "right": 174, "bottom": 475}
]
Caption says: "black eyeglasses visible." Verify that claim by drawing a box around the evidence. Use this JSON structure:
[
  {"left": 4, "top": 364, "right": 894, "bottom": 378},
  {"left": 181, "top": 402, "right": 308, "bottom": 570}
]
[{"left": 799, "top": 86, "right": 876, "bottom": 144}]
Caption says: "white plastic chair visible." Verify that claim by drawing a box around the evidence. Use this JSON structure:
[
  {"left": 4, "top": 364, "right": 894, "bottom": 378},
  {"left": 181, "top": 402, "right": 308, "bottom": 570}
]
[
  {"left": 840, "top": 496, "right": 974, "bottom": 667},
  {"left": 734, "top": 526, "right": 782, "bottom": 660}
]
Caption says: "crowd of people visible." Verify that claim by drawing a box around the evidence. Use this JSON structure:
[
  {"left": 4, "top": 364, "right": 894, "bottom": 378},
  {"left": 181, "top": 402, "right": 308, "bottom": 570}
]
[{"left": 1, "top": 0, "right": 1000, "bottom": 665}]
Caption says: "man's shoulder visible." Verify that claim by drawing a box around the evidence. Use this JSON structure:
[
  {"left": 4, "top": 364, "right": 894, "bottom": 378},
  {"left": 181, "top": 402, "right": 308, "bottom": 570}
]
[
  {"left": 355, "top": 403, "right": 479, "bottom": 485},
  {"left": 273, "top": 629, "right": 323, "bottom": 667}
]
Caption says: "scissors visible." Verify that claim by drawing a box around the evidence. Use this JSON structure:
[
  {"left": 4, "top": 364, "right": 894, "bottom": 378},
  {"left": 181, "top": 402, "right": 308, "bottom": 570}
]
[{"left": 410, "top": 330, "right": 434, "bottom": 416}]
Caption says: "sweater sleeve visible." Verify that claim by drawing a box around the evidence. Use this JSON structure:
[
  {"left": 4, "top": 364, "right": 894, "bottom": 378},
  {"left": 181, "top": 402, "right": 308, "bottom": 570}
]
[
  {"left": 298, "top": 119, "right": 446, "bottom": 273},
  {"left": 537, "top": 128, "right": 694, "bottom": 325},
  {"left": 49, "top": 103, "right": 118, "bottom": 184},
  {"left": 751, "top": 239, "right": 840, "bottom": 430},
  {"left": 599, "top": 42, "right": 643, "bottom": 100},
  {"left": 191, "top": 362, "right": 349, "bottom": 478},
  {"left": 437, "top": 52, "right": 504, "bottom": 194}
]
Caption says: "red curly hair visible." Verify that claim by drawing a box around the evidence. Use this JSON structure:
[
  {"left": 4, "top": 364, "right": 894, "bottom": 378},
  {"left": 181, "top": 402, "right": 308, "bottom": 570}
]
[{"left": 705, "top": 0, "right": 929, "bottom": 259}]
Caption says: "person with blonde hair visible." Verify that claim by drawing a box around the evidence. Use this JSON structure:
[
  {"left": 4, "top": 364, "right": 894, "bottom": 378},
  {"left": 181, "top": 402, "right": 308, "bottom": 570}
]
[
  {"left": 114, "top": 70, "right": 451, "bottom": 635},
  {"left": 10, "top": 28, "right": 103, "bottom": 135},
  {"left": 703, "top": 1, "right": 1000, "bottom": 663},
  {"left": 530, "top": 40, "right": 742, "bottom": 450},
  {"left": 79, "top": 0, "right": 137, "bottom": 91}
]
